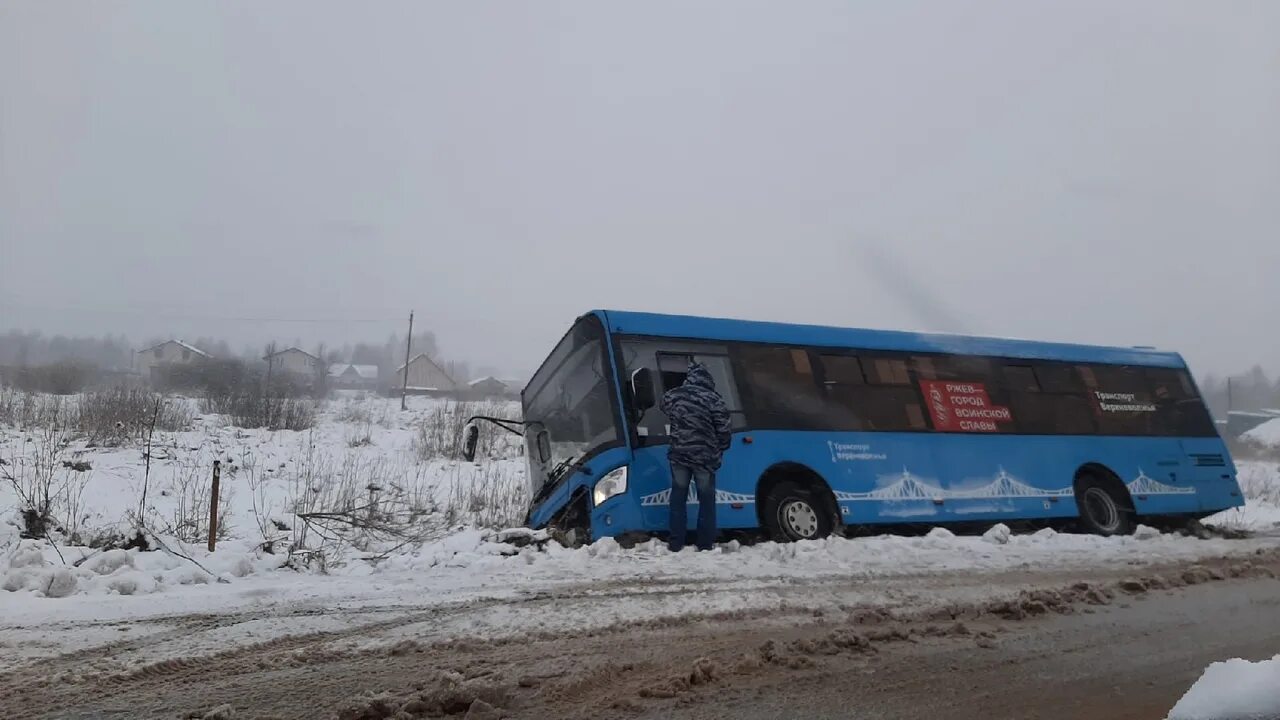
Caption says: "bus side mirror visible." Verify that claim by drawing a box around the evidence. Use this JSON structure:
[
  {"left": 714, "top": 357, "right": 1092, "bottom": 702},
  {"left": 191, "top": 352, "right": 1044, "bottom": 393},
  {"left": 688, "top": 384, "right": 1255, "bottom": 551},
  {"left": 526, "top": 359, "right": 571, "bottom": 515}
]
[
  {"left": 632, "top": 368, "right": 656, "bottom": 413},
  {"left": 461, "top": 423, "right": 479, "bottom": 462}
]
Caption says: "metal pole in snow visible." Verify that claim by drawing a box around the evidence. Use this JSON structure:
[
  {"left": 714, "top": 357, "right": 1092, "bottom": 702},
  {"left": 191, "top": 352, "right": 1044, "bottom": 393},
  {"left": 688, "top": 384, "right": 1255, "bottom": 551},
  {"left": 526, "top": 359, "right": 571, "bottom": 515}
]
[{"left": 208, "top": 460, "right": 221, "bottom": 552}]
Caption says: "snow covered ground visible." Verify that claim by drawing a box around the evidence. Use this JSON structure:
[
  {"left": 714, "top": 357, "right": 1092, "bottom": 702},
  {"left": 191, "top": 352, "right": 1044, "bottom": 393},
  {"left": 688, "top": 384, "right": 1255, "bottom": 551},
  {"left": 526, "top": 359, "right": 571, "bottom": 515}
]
[
  {"left": 0, "top": 392, "right": 527, "bottom": 558},
  {"left": 1167, "top": 654, "right": 1280, "bottom": 720},
  {"left": 2, "top": 390, "right": 1280, "bottom": 672},
  {"left": 1205, "top": 460, "right": 1280, "bottom": 533}
]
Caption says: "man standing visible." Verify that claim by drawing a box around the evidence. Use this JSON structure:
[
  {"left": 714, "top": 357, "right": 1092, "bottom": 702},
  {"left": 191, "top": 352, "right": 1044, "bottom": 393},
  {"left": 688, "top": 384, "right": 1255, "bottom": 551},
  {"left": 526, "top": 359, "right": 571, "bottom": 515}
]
[{"left": 661, "top": 362, "right": 733, "bottom": 552}]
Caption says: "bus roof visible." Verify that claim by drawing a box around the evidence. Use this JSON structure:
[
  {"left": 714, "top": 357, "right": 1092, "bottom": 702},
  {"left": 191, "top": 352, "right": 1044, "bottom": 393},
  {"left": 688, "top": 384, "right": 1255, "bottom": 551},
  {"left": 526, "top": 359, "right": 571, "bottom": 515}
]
[{"left": 594, "top": 310, "right": 1188, "bottom": 369}]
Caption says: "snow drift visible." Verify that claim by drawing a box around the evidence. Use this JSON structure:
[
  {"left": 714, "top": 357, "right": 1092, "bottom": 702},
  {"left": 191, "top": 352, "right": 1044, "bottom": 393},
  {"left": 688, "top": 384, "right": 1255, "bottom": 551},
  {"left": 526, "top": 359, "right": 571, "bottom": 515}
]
[{"left": 1167, "top": 654, "right": 1280, "bottom": 720}]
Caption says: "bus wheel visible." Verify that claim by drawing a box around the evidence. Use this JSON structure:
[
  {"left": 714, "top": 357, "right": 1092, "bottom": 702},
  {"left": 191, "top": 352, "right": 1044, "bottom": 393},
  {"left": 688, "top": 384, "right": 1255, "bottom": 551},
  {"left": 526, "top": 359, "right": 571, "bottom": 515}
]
[
  {"left": 764, "top": 481, "right": 834, "bottom": 543},
  {"left": 1074, "top": 476, "right": 1134, "bottom": 536}
]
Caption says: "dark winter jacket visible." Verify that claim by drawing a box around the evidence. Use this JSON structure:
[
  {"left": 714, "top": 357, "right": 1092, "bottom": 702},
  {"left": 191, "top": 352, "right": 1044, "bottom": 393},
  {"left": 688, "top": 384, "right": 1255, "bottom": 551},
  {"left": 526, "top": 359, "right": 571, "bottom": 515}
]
[{"left": 661, "top": 363, "right": 733, "bottom": 472}]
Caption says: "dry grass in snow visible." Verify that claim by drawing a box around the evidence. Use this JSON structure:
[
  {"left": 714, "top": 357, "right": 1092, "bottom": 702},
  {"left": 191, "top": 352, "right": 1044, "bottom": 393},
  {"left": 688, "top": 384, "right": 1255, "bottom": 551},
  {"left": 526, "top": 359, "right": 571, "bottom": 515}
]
[{"left": 1, "top": 392, "right": 528, "bottom": 573}]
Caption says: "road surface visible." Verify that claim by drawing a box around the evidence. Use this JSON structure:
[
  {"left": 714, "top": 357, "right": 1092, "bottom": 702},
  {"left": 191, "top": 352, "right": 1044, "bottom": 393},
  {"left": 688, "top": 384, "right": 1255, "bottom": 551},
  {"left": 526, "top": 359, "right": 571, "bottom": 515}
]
[{"left": 3, "top": 549, "right": 1278, "bottom": 720}]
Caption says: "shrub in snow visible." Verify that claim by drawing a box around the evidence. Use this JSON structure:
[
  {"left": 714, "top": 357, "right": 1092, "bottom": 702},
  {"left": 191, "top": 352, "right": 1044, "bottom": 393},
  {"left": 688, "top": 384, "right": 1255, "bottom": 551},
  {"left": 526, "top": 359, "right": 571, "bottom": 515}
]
[
  {"left": 412, "top": 400, "right": 521, "bottom": 462},
  {"left": 76, "top": 387, "right": 195, "bottom": 445},
  {"left": 1166, "top": 654, "right": 1280, "bottom": 720},
  {"left": 983, "top": 524, "right": 1012, "bottom": 545},
  {"left": 202, "top": 391, "right": 316, "bottom": 431}
]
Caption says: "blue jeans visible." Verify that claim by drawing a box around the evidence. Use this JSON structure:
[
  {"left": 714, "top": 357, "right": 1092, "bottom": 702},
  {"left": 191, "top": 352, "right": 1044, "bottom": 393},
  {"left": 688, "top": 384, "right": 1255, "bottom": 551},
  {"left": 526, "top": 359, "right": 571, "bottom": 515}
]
[{"left": 669, "top": 463, "right": 716, "bottom": 551}]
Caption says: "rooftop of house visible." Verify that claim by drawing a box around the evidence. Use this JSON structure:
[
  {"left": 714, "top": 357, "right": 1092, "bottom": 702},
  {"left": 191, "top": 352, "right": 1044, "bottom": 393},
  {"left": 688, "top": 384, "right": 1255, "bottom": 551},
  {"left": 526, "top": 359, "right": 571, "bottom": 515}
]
[
  {"left": 138, "top": 340, "right": 210, "bottom": 357},
  {"left": 264, "top": 347, "right": 319, "bottom": 361}
]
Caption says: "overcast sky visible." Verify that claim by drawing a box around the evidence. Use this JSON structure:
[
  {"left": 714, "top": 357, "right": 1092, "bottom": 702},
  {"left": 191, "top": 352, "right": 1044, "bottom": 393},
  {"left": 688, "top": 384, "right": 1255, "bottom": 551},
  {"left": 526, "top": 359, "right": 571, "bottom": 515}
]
[{"left": 2, "top": 1, "right": 1278, "bottom": 377}]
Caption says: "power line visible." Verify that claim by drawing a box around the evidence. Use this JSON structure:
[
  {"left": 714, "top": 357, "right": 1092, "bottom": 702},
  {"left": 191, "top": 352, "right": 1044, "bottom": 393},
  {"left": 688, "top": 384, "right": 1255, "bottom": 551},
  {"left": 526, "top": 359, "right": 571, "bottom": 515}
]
[{"left": 0, "top": 299, "right": 402, "bottom": 324}]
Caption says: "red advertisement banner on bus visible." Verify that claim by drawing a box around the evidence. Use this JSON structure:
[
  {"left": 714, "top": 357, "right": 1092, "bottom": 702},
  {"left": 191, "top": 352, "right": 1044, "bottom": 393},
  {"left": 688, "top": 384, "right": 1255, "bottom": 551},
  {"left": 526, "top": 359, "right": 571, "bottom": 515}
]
[{"left": 919, "top": 380, "right": 1013, "bottom": 432}]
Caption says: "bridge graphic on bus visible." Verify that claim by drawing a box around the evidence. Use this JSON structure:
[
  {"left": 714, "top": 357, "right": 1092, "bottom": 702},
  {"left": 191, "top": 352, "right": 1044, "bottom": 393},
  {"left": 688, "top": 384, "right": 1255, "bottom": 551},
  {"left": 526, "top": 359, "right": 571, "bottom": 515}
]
[
  {"left": 638, "top": 467, "right": 1194, "bottom": 508},
  {"left": 1126, "top": 469, "right": 1196, "bottom": 495},
  {"left": 832, "top": 467, "right": 1195, "bottom": 502},
  {"left": 639, "top": 488, "right": 756, "bottom": 507}
]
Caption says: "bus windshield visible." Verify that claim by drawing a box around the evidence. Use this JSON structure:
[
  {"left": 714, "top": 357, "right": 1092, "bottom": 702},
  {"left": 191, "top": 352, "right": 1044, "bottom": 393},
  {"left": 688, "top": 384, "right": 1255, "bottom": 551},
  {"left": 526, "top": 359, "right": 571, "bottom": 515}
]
[{"left": 522, "top": 316, "right": 620, "bottom": 492}]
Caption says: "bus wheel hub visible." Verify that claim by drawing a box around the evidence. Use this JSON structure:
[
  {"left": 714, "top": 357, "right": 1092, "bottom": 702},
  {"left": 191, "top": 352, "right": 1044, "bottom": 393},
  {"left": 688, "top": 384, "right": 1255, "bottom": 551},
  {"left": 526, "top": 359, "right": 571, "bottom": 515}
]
[
  {"left": 1083, "top": 487, "right": 1119, "bottom": 531},
  {"left": 782, "top": 500, "right": 819, "bottom": 539}
]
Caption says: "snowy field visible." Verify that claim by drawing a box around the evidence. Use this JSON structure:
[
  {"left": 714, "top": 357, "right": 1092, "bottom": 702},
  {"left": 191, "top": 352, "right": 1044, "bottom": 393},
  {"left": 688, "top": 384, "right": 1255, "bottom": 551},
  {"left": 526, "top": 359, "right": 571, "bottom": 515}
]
[
  {"left": 2, "top": 389, "right": 1280, "bottom": 666},
  {"left": 0, "top": 390, "right": 528, "bottom": 567}
]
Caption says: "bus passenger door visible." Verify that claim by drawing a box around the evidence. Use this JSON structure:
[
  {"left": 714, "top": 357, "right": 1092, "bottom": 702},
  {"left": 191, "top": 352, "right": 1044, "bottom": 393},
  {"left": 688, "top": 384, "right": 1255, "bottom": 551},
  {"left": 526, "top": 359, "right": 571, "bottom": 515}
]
[{"left": 619, "top": 341, "right": 752, "bottom": 533}]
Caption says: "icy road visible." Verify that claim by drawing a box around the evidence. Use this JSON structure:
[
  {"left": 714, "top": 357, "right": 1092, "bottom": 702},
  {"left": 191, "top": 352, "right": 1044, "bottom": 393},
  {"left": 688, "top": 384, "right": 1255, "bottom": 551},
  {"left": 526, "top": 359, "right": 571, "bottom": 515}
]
[{"left": 2, "top": 532, "right": 1279, "bottom": 720}]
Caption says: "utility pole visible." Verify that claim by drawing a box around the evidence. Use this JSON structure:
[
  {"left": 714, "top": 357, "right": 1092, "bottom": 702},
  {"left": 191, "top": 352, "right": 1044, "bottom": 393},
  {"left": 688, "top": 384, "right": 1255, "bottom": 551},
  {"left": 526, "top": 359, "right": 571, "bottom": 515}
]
[
  {"left": 264, "top": 341, "right": 276, "bottom": 395},
  {"left": 1227, "top": 377, "right": 1234, "bottom": 416},
  {"left": 401, "top": 310, "right": 414, "bottom": 411}
]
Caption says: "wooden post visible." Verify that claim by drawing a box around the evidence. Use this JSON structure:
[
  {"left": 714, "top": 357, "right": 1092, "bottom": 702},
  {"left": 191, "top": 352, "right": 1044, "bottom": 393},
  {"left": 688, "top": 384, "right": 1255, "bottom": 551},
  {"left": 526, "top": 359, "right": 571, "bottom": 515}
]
[
  {"left": 401, "top": 310, "right": 414, "bottom": 411},
  {"left": 208, "top": 460, "right": 221, "bottom": 552}
]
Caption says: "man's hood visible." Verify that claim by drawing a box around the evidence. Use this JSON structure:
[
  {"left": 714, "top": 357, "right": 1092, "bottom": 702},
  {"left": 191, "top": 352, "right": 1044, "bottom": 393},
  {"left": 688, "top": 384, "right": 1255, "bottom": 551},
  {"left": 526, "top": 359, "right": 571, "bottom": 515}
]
[{"left": 685, "top": 362, "right": 716, "bottom": 390}]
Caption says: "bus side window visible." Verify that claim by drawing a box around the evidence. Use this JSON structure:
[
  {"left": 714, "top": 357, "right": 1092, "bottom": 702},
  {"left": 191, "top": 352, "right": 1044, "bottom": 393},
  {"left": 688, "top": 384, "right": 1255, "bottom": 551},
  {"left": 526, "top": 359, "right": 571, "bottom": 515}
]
[
  {"left": 1003, "top": 365, "right": 1039, "bottom": 393},
  {"left": 625, "top": 342, "right": 748, "bottom": 434},
  {"left": 855, "top": 356, "right": 926, "bottom": 431},
  {"left": 1145, "top": 368, "right": 1215, "bottom": 437},
  {"left": 689, "top": 354, "right": 747, "bottom": 430},
  {"left": 815, "top": 354, "right": 867, "bottom": 431},
  {"left": 1034, "top": 364, "right": 1085, "bottom": 394},
  {"left": 1081, "top": 364, "right": 1155, "bottom": 435},
  {"left": 1004, "top": 363, "right": 1060, "bottom": 434},
  {"left": 733, "top": 346, "right": 826, "bottom": 429},
  {"left": 657, "top": 353, "right": 694, "bottom": 392},
  {"left": 865, "top": 357, "right": 910, "bottom": 385}
]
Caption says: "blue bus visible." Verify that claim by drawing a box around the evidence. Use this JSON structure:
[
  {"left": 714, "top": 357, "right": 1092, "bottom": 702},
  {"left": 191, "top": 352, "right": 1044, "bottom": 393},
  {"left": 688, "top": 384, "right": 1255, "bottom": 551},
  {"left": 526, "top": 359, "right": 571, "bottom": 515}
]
[{"left": 467, "top": 310, "right": 1242, "bottom": 544}]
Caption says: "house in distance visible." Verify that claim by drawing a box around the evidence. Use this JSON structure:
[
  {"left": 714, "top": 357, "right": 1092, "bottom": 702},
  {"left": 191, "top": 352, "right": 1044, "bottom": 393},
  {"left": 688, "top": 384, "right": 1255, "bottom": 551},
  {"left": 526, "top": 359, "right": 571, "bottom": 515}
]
[
  {"left": 264, "top": 347, "right": 323, "bottom": 379},
  {"left": 328, "top": 363, "right": 379, "bottom": 391},
  {"left": 134, "top": 340, "right": 209, "bottom": 381},
  {"left": 466, "top": 376, "right": 518, "bottom": 399},
  {"left": 392, "top": 353, "right": 458, "bottom": 397}
]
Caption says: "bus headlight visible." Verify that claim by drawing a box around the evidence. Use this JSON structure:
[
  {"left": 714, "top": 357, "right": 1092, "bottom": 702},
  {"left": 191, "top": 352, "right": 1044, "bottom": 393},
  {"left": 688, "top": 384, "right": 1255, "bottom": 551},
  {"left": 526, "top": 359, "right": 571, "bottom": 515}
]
[{"left": 592, "top": 466, "right": 628, "bottom": 507}]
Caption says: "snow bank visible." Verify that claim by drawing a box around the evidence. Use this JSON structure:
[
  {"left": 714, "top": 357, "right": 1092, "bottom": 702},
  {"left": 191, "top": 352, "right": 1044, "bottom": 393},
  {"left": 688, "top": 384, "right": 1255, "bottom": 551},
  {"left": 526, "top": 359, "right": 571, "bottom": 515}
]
[
  {"left": 1, "top": 538, "right": 283, "bottom": 598},
  {"left": 1, "top": 518, "right": 1262, "bottom": 610},
  {"left": 1167, "top": 654, "right": 1280, "bottom": 720},
  {"left": 1205, "top": 461, "right": 1280, "bottom": 532},
  {"left": 982, "top": 523, "right": 1012, "bottom": 545}
]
